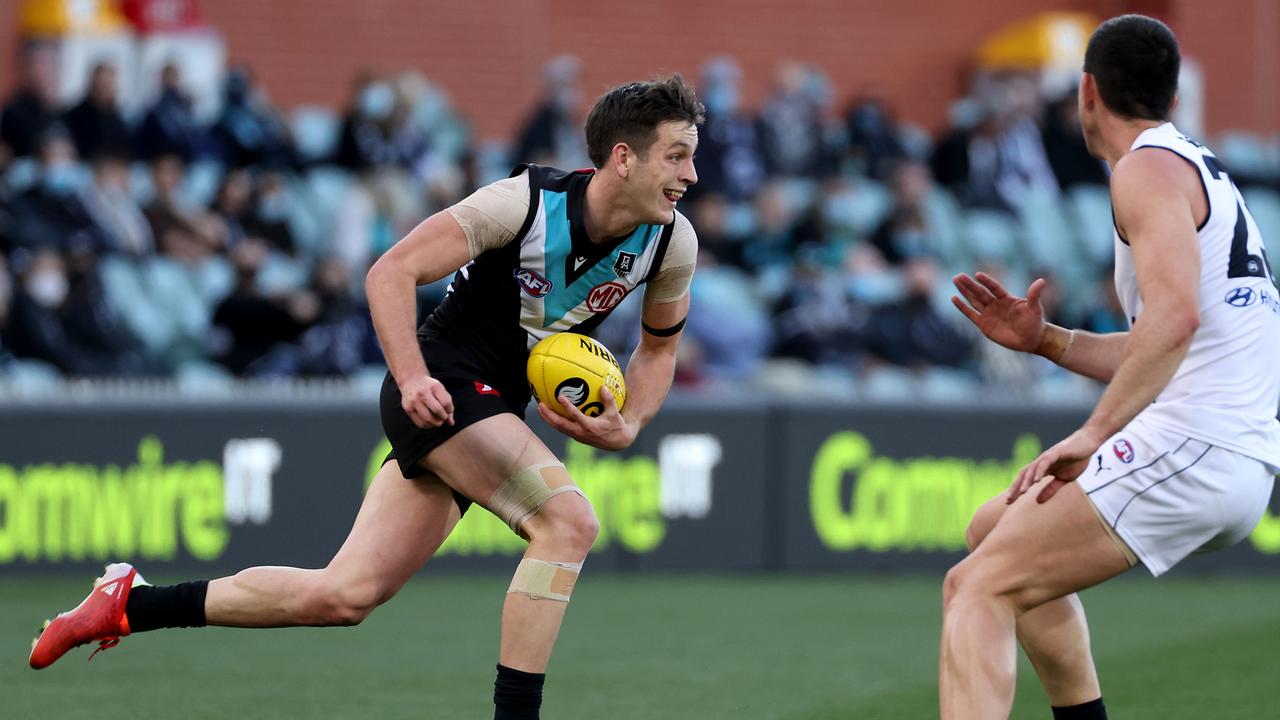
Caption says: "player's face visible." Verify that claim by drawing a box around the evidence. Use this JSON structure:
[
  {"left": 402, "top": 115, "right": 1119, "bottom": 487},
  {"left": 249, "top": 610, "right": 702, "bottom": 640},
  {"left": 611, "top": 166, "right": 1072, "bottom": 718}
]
[{"left": 631, "top": 120, "right": 699, "bottom": 224}]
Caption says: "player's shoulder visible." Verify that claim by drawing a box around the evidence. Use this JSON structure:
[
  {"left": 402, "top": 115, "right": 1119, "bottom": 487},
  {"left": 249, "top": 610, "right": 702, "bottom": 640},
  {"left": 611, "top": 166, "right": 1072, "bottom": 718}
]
[
  {"left": 1113, "top": 145, "right": 1200, "bottom": 191},
  {"left": 670, "top": 209, "right": 697, "bottom": 244},
  {"left": 1111, "top": 145, "right": 1203, "bottom": 208}
]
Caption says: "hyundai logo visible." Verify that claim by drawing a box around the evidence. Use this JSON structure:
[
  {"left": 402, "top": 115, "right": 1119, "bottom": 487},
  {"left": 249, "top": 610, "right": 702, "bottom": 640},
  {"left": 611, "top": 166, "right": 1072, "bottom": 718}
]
[{"left": 1225, "top": 286, "right": 1257, "bottom": 307}]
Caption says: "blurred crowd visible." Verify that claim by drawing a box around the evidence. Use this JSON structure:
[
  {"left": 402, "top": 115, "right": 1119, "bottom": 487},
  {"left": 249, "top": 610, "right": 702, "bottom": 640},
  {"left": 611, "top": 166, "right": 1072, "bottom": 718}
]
[{"left": 4, "top": 45, "right": 1280, "bottom": 402}]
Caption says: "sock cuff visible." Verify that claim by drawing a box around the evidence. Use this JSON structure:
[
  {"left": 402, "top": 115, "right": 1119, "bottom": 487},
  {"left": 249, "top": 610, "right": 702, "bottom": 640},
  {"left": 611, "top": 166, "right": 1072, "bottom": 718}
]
[
  {"left": 1052, "top": 697, "right": 1106, "bottom": 720},
  {"left": 496, "top": 663, "right": 546, "bottom": 682}
]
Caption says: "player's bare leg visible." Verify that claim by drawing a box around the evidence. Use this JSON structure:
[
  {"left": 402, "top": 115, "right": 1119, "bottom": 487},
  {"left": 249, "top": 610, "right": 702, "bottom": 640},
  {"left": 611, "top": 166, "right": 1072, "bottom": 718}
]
[
  {"left": 497, "top": 491, "right": 597, "bottom": 669},
  {"left": 30, "top": 460, "right": 461, "bottom": 669},
  {"left": 424, "top": 413, "right": 598, "bottom": 718},
  {"left": 966, "top": 498, "right": 1104, "bottom": 708},
  {"left": 940, "top": 480, "right": 1131, "bottom": 720},
  {"left": 206, "top": 460, "right": 463, "bottom": 626}
]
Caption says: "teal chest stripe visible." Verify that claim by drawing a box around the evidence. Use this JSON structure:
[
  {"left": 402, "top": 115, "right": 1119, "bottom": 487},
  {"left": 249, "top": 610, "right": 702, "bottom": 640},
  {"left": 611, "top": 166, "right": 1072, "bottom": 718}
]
[{"left": 539, "top": 190, "right": 656, "bottom": 327}]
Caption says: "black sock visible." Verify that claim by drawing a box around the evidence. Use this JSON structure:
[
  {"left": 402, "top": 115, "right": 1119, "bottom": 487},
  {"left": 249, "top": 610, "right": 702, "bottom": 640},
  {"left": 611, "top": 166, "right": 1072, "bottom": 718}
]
[
  {"left": 1052, "top": 697, "right": 1107, "bottom": 719},
  {"left": 494, "top": 663, "right": 545, "bottom": 720},
  {"left": 124, "top": 581, "right": 209, "bottom": 633}
]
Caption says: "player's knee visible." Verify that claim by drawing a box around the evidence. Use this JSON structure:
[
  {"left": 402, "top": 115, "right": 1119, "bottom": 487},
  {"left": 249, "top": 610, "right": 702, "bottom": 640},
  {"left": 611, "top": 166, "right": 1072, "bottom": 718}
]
[
  {"left": 533, "top": 496, "right": 599, "bottom": 557},
  {"left": 965, "top": 497, "right": 1004, "bottom": 552},
  {"left": 307, "top": 576, "right": 386, "bottom": 626},
  {"left": 941, "top": 564, "right": 968, "bottom": 613}
]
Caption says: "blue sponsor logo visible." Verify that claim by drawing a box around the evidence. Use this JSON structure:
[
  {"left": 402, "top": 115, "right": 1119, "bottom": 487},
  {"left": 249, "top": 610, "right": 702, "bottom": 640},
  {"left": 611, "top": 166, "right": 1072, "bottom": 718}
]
[{"left": 1225, "top": 286, "right": 1257, "bottom": 307}]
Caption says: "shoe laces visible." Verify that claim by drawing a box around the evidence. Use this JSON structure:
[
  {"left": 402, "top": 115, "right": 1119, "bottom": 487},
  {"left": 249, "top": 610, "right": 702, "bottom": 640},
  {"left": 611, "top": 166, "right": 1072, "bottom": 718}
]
[{"left": 87, "top": 636, "right": 120, "bottom": 662}]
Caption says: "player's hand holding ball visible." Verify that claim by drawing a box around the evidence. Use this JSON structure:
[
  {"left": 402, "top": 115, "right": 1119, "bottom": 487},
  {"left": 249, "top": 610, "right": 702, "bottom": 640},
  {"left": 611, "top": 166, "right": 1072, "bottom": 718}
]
[
  {"left": 528, "top": 332, "right": 634, "bottom": 450},
  {"left": 400, "top": 372, "right": 455, "bottom": 428}
]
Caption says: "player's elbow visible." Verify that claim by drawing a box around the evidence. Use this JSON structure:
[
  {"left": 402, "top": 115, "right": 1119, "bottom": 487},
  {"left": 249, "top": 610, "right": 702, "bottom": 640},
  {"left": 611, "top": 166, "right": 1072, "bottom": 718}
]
[
  {"left": 1168, "top": 307, "right": 1200, "bottom": 343},
  {"left": 365, "top": 255, "right": 409, "bottom": 298}
]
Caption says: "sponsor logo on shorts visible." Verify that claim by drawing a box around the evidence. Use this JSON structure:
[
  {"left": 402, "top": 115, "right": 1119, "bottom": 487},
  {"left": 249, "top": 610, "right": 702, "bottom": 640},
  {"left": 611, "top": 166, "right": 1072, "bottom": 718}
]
[
  {"left": 514, "top": 268, "right": 552, "bottom": 298},
  {"left": 473, "top": 381, "right": 500, "bottom": 397},
  {"left": 1225, "top": 286, "right": 1257, "bottom": 307},
  {"left": 555, "top": 377, "right": 590, "bottom": 407},
  {"left": 613, "top": 252, "right": 637, "bottom": 278},
  {"left": 586, "top": 281, "right": 627, "bottom": 312},
  {"left": 1112, "top": 439, "right": 1135, "bottom": 464}
]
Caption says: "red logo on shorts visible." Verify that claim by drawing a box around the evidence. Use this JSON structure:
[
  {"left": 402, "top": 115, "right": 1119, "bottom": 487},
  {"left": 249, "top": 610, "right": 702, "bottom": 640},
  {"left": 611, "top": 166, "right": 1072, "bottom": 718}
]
[
  {"left": 474, "top": 381, "right": 500, "bottom": 396},
  {"left": 586, "top": 281, "right": 627, "bottom": 312},
  {"left": 1112, "top": 439, "right": 1135, "bottom": 464}
]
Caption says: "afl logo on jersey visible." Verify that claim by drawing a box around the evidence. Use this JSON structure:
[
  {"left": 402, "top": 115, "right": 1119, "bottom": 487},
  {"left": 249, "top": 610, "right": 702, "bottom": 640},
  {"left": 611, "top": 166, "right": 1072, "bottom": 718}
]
[
  {"left": 586, "top": 281, "right": 627, "bottom": 312},
  {"left": 1225, "top": 286, "right": 1257, "bottom": 307},
  {"left": 1112, "top": 439, "right": 1135, "bottom": 464},
  {"left": 514, "top": 268, "right": 552, "bottom": 298}
]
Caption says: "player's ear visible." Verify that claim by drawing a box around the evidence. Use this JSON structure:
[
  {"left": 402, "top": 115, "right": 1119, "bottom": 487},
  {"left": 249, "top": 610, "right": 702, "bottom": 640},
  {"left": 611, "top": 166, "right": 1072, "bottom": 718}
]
[
  {"left": 611, "top": 142, "right": 632, "bottom": 178},
  {"left": 1169, "top": 93, "right": 1179, "bottom": 114},
  {"left": 1079, "top": 73, "right": 1097, "bottom": 111}
]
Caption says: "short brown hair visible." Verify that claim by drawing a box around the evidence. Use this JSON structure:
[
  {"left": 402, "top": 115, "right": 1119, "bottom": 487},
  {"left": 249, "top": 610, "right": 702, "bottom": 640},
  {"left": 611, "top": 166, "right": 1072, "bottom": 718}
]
[
  {"left": 1083, "top": 14, "right": 1180, "bottom": 121},
  {"left": 585, "top": 74, "right": 705, "bottom": 168}
]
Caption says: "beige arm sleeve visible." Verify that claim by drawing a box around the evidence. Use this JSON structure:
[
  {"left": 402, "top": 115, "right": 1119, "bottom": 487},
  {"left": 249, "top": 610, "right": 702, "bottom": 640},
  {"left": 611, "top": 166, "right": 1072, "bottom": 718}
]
[
  {"left": 445, "top": 171, "right": 531, "bottom": 258},
  {"left": 643, "top": 210, "right": 698, "bottom": 304}
]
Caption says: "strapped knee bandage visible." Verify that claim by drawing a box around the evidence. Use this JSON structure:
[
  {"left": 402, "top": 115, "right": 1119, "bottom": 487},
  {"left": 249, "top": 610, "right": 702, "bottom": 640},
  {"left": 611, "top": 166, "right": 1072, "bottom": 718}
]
[
  {"left": 488, "top": 463, "right": 583, "bottom": 536},
  {"left": 507, "top": 559, "right": 583, "bottom": 602}
]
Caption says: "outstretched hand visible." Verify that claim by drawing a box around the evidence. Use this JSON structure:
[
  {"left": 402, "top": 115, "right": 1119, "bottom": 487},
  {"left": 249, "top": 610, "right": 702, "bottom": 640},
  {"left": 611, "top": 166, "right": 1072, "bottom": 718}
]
[
  {"left": 952, "top": 272, "right": 1048, "bottom": 353},
  {"left": 537, "top": 387, "right": 637, "bottom": 451}
]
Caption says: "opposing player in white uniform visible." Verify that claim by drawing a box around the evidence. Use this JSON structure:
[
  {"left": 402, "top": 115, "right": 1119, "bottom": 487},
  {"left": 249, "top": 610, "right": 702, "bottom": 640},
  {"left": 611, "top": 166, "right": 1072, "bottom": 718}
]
[{"left": 940, "top": 15, "right": 1280, "bottom": 720}]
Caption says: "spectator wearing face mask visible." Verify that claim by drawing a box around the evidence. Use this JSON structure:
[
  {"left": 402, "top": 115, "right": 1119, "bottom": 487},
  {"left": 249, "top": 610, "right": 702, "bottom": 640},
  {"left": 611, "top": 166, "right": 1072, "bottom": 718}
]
[
  {"left": 8, "top": 130, "right": 110, "bottom": 253},
  {"left": 684, "top": 56, "right": 765, "bottom": 205},
  {"left": 2, "top": 248, "right": 122, "bottom": 375},
  {"left": 869, "top": 159, "right": 937, "bottom": 266},
  {"left": 335, "top": 71, "right": 427, "bottom": 174},
  {"left": 512, "top": 54, "right": 588, "bottom": 169},
  {"left": 212, "top": 64, "right": 296, "bottom": 169},
  {"left": 243, "top": 169, "right": 297, "bottom": 255}
]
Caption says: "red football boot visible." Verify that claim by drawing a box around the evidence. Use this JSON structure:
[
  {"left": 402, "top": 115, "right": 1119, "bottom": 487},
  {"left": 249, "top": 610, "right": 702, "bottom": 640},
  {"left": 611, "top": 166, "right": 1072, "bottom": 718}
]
[{"left": 29, "top": 562, "right": 149, "bottom": 669}]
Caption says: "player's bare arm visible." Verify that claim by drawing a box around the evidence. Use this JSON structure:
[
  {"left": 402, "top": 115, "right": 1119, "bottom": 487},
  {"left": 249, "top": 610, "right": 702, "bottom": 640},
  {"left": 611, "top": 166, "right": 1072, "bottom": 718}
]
[
  {"left": 1012, "top": 147, "right": 1203, "bottom": 502},
  {"left": 952, "top": 273, "right": 1129, "bottom": 382},
  {"left": 538, "top": 292, "right": 690, "bottom": 451},
  {"left": 366, "top": 211, "right": 471, "bottom": 428}
]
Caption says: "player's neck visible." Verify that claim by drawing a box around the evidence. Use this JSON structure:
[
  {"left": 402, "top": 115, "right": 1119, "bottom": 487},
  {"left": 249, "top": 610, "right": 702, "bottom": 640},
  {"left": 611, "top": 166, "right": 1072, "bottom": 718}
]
[
  {"left": 582, "top": 173, "right": 642, "bottom": 244},
  {"left": 1100, "top": 115, "right": 1167, "bottom": 168}
]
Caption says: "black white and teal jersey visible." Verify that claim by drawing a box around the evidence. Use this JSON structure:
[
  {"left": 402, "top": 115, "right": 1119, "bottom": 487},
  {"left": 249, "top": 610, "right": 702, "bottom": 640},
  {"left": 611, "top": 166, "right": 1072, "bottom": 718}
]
[{"left": 420, "top": 164, "right": 697, "bottom": 402}]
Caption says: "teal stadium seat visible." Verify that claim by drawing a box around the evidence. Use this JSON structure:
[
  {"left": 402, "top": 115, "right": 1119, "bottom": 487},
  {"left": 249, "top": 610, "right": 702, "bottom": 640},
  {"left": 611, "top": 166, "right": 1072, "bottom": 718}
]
[
  {"left": 1065, "top": 185, "right": 1115, "bottom": 267},
  {"left": 1242, "top": 187, "right": 1280, "bottom": 246}
]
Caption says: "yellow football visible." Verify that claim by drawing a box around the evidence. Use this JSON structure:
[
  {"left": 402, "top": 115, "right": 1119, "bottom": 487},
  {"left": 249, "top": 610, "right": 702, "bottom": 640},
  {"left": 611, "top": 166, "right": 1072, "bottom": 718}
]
[{"left": 527, "top": 333, "right": 627, "bottom": 418}]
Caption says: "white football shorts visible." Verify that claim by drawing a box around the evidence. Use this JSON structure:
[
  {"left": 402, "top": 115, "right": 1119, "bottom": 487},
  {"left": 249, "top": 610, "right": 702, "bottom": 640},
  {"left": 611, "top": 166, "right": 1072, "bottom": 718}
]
[{"left": 1077, "top": 417, "right": 1276, "bottom": 577}]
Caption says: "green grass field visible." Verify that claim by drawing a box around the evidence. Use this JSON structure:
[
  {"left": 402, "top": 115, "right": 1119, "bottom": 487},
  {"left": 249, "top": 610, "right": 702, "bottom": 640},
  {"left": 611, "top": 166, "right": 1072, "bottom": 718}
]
[{"left": 7, "top": 573, "right": 1278, "bottom": 719}]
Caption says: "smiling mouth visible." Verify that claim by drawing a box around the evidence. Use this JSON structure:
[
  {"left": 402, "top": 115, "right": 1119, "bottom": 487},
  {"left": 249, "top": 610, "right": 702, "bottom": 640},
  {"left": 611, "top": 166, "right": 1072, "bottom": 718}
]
[{"left": 663, "top": 189, "right": 684, "bottom": 203}]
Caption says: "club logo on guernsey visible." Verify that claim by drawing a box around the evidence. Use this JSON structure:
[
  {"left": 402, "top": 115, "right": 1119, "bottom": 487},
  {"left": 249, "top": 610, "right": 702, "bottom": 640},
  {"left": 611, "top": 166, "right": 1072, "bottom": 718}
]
[
  {"left": 613, "top": 252, "right": 637, "bottom": 278},
  {"left": 1113, "top": 439, "right": 1135, "bottom": 464},
  {"left": 514, "top": 268, "right": 552, "bottom": 298},
  {"left": 586, "top": 281, "right": 627, "bottom": 312}
]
